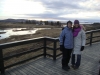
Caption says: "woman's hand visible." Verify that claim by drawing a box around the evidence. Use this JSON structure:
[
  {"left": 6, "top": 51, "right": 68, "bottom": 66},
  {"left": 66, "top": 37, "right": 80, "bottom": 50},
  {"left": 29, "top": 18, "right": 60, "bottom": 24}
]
[
  {"left": 81, "top": 46, "right": 84, "bottom": 51},
  {"left": 60, "top": 45, "right": 63, "bottom": 51}
]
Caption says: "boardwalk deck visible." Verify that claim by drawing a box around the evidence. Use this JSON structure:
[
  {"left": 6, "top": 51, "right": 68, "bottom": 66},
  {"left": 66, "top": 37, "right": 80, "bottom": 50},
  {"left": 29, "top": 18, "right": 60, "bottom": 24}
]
[{"left": 3, "top": 42, "right": 100, "bottom": 75}]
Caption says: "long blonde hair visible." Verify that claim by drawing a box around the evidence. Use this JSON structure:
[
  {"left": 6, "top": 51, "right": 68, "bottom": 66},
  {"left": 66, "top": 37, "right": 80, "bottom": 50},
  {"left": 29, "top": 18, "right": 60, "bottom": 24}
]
[{"left": 80, "top": 25, "right": 86, "bottom": 31}]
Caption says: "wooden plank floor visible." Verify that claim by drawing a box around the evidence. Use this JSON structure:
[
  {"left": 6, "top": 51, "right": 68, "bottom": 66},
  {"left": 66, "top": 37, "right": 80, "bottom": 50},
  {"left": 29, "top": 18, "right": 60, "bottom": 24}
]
[{"left": 3, "top": 42, "right": 100, "bottom": 75}]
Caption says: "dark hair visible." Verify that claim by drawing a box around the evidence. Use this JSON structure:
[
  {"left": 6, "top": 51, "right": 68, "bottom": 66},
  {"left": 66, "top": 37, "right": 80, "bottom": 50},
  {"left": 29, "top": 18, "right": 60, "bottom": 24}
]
[{"left": 67, "top": 21, "right": 72, "bottom": 25}]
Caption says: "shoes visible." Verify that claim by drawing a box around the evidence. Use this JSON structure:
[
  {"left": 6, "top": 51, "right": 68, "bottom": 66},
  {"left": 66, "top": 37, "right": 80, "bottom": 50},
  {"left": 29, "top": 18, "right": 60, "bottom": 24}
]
[
  {"left": 71, "top": 65, "right": 79, "bottom": 70},
  {"left": 67, "top": 65, "right": 70, "bottom": 69},
  {"left": 74, "top": 66, "right": 79, "bottom": 70},
  {"left": 62, "top": 65, "right": 79, "bottom": 71},
  {"left": 62, "top": 66, "right": 69, "bottom": 71},
  {"left": 71, "top": 65, "right": 75, "bottom": 69}
]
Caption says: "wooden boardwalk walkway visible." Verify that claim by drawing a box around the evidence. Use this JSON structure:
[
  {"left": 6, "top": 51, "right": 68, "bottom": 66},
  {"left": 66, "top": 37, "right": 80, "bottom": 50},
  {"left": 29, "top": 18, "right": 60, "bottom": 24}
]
[{"left": 3, "top": 42, "right": 100, "bottom": 75}]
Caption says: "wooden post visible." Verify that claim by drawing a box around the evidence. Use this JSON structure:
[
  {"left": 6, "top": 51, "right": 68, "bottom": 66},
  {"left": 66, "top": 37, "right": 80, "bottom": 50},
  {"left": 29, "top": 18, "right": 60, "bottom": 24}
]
[
  {"left": 90, "top": 32, "right": 93, "bottom": 46},
  {"left": 0, "top": 48, "right": 5, "bottom": 74},
  {"left": 53, "top": 40, "right": 57, "bottom": 60},
  {"left": 44, "top": 38, "right": 46, "bottom": 58}
]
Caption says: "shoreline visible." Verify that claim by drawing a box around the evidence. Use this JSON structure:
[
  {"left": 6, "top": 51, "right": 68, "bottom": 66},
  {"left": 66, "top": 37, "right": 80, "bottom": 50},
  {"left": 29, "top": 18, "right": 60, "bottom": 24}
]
[
  {"left": 0, "top": 32, "right": 6, "bottom": 34},
  {"left": 0, "top": 28, "right": 61, "bottom": 44}
]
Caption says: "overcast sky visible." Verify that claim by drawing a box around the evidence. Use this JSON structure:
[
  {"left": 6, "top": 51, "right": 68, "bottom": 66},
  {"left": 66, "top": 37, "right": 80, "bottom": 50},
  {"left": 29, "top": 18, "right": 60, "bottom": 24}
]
[{"left": 0, "top": 0, "right": 100, "bottom": 22}]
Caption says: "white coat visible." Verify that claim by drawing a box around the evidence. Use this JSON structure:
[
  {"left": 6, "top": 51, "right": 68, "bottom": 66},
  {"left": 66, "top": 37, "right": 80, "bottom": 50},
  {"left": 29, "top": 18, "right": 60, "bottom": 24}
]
[{"left": 73, "top": 29, "right": 86, "bottom": 54}]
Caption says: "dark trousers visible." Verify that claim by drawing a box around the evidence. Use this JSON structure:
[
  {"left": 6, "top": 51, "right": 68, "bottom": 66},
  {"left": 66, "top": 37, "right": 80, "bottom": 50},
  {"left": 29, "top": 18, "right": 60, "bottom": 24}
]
[
  {"left": 71, "top": 54, "right": 81, "bottom": 67},
  {"left": 62, "top": 48, "right": 72, "bottom": 67}
]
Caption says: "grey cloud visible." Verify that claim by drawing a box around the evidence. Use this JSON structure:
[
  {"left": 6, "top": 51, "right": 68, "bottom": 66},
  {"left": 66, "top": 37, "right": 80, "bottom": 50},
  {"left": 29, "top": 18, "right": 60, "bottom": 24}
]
[
  {"left": 35, "top": 0, "right": 100, "bottom": 12},
  {"left": 22, "top": 0, "right": 100, "bottom": 22},
  {"left": 38, "top": 0, "right": 84, "bottom": 10},
  {"left": 35, "top": 0, "right": 93, "bottom": 15},
  {"left": 25, "top": 13, "right": 60, "bottom": 18}
]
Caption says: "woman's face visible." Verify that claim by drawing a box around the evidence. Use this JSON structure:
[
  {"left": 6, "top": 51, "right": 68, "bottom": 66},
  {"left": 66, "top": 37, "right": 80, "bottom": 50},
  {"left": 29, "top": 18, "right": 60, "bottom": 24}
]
[
  {"left": 74, "top": 24, "right": 79, "bottom": 28},
  {"left": 67, "top": 23, "right": 72, "bottom": 28}
]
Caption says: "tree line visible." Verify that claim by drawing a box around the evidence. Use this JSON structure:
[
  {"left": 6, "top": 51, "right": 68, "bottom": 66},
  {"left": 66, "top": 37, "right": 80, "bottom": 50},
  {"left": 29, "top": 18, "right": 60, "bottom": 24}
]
[{"left": 19, "top": 20, "right": 61, "bottom": 26}]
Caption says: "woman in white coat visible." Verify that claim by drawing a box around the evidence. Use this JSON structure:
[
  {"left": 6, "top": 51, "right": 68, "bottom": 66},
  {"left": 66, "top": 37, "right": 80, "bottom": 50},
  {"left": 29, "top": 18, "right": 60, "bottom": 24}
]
[{"left": 71, "top": 20, "right": 86, "bottom": 69}]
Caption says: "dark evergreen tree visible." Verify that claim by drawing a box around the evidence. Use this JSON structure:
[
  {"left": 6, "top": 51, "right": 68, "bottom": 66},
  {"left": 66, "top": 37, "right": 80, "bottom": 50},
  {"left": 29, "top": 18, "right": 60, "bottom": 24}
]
[
  {"left": 51, "top": 21, "right": 54, "bottom": 25},
  {"left": 57, "top": 21, "right": 60, "bottom": 25}
]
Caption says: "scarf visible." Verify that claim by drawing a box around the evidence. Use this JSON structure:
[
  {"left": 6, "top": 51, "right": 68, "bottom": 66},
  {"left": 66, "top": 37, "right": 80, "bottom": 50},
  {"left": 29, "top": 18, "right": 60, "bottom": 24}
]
[{"left": 73, "top": 26, "right": 81, "bottom": 37}]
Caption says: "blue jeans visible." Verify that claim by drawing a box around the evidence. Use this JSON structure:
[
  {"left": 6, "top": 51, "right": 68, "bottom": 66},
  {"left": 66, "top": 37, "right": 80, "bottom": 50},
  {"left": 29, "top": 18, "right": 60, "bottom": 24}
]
[{"left": 71, "top": 54, "right": 81, "bottom": 67}]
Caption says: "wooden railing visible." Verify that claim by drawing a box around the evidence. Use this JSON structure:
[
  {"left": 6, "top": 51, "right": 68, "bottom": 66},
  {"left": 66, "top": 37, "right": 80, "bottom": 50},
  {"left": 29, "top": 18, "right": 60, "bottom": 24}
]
[{"left": 0, "top": 29, "right": 100, "bottom": 74}]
